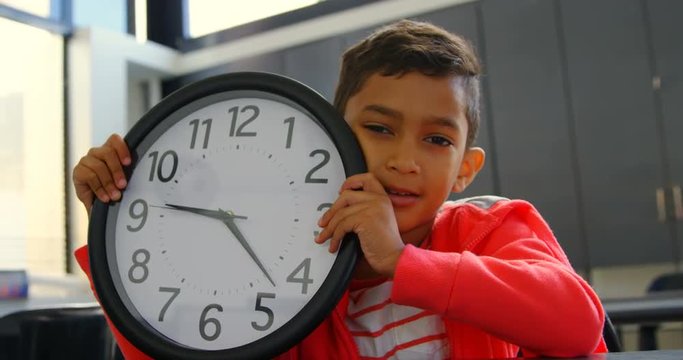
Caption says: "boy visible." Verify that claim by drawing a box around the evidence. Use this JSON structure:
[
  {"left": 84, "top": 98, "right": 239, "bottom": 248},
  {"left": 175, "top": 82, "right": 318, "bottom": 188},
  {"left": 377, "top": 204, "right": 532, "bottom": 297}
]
[{"left": 73, "top": 20, "right": 606, "bottom": 358}]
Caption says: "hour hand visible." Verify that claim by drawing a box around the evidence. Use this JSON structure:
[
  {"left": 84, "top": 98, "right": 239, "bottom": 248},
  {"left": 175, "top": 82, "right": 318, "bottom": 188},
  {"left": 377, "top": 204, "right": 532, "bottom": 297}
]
[{"left": 159, "top": 204, "right": 248, "bottom": 220}]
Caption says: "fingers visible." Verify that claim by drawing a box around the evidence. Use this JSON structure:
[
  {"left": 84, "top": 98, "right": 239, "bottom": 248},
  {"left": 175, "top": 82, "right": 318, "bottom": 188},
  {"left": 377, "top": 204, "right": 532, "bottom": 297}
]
[
  {"left": 315, "top": 173, "right": 390, "bottom": 253},
  {"left": 74, "top": 155, "right": 119, "bottom": 203},
  {"left": 318, "top": 188, "right": 372, "bottom": 228},
  {"left": 316, "top": 204, "right": 368, "bottom": 253},
  {"left": 72, "top": 134, "right": 131, "bottom": 211},
  {"left": 106, "top": 134, "right": 132, "bottom": 167},
  {"left": 319, "top": 173, "right": 386, "bottom": 227},
  {"left": 339, "top": 173, "right": 387, "bottom": 194}
]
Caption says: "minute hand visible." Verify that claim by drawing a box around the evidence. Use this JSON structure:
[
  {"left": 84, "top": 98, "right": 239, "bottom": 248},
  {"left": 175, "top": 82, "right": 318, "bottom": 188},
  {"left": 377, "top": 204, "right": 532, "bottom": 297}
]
[{"left": 221, "top": 217, "right": 276, "bottom": 287}]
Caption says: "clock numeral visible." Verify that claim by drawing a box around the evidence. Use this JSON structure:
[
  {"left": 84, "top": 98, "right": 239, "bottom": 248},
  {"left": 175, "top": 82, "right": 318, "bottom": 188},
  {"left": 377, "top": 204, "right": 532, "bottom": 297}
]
[
  {"left": 251, "top": 292, "right": 275, "bottom": 331},
  {"left": 148, "top": 150, "right": 178, "bottom": 183},
  {"left": 228, "top": 105, "right": 258, "bottom": 137},
  {"left": 313, "top": 203, "right": 332, "bottom": 239},
  {"left": 199, "top": 304, "right": 223, "bottom": 341},
  {"left": 283, "top": 116, "right": 295, "bottom": 149},
  {"left": 287, "top": 258, "right": 313, "bottom": 294},
  {"left": 305, "top": 149, "right": 330, "bottom": 184},
  {"left": 158, "top": 287, "right": 180, "bottom": 322},
  {"left": 317, "top": 203, "right": 333, "bottom": 212},
  {"left": 126, "top": 199, "right": 148, "bottom": 232},
  {"left": 128, "top": 249, "right": 150, "bottom": 284},
  {"left": 189, "top": 118, "right": 212, "bottom": 149}
]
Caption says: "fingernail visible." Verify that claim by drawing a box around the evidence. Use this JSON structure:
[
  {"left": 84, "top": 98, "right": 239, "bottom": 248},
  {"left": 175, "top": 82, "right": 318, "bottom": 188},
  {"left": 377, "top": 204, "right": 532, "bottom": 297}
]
[
  {"left": 349, "top": 181, "right": 363, "bottom": 190},
  {"left": 117, "top": 178, "right": 127, "bottom": 188},
  {"left": 123, "top": 157, "right": 131, "bottom": 165},
  {"left": 101, "top": 194, "right": 110, "bottom": 202},
  {"left": 111, "top": 190, "right": 121, "bottom": 200}
]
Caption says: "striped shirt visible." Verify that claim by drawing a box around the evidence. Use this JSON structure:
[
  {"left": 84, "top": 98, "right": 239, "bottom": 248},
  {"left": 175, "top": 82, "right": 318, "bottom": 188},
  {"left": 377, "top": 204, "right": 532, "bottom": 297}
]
[{"left": 345, "top": 277, "right": 449, "bottom": 359}]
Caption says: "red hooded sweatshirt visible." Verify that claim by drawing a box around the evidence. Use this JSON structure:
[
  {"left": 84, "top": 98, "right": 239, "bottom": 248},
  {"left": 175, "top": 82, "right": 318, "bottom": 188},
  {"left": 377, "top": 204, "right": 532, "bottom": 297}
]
[{"left": 75, "top": 197, "right": 607, "bottom": 359}]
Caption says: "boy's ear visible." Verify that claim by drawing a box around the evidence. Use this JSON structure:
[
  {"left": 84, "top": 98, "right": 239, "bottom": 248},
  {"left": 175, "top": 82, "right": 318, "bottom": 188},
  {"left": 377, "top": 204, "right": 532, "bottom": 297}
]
[{"left": 452, "top": 147, "right": 485, "bottom": 193}]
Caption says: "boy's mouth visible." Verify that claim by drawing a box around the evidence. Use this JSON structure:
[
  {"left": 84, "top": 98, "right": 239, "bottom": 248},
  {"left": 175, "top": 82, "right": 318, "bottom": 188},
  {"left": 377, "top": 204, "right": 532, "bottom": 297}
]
[{"left": 385, "top": 187, "right": 419, "bottom": 207}]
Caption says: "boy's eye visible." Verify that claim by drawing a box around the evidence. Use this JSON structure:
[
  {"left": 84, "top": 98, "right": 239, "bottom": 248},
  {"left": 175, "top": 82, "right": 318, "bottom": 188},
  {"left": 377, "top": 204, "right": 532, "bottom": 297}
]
[
  {"left": 425, "top": 135, "right": 453, "bottom": 147},
  {"left": 363, "top": 124, "right": 392, "bottom": 134}
]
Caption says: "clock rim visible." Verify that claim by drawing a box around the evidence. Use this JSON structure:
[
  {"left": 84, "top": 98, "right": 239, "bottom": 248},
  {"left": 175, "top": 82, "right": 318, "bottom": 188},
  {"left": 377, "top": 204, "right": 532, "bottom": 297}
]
[{"left": 88, "top": 71, "right": 365, "bottom": 359}]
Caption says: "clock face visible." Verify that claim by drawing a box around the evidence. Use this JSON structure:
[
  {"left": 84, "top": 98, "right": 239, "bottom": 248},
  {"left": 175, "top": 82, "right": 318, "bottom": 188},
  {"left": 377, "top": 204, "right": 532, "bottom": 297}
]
[{"left": 89, "top": 73, "right": 363, "bottom": 359}]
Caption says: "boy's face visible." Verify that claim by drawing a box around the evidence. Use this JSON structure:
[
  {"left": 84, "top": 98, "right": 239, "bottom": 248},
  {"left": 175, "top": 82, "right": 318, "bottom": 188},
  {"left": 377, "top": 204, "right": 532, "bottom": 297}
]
[{"left": 343, "top": 72, "right": 485, "bottom": 237}]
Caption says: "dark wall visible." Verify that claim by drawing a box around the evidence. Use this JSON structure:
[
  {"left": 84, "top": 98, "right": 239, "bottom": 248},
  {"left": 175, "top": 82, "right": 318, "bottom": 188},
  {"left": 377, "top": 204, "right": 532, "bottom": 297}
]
[{"left": 163, "top": 0, "right": 683, "bottom": 273}]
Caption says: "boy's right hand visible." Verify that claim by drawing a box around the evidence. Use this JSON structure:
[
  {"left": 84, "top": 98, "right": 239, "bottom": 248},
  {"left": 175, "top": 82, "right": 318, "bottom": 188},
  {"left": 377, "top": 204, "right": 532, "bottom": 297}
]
[{"left": 72, "top": 134, "right": 132, "bottom": 215}]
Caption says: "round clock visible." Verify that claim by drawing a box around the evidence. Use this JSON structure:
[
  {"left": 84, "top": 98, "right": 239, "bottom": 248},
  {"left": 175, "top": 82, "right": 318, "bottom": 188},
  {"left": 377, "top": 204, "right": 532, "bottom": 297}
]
[{"left": 88, "top": 72, "right": 365, "bottom": 359}]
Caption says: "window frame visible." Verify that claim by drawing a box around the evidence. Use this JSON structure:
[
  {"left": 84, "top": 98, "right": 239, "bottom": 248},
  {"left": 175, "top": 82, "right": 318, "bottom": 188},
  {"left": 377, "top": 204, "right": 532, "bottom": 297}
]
[
  {"left": 144, "top": 0, "right": 383, "bottom": 51},
  {"left": 0, "top": 0, "right": 72, "bottom": 34}
]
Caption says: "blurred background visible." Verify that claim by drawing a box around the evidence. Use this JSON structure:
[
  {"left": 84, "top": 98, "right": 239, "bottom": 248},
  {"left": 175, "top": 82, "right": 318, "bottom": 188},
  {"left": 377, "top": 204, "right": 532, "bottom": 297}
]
[{"left": 0, "top": 0, "right": 682, "bottom": 354}]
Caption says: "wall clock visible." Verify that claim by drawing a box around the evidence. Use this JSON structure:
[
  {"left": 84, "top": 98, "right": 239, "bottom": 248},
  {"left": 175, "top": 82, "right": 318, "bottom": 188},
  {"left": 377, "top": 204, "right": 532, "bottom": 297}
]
[{"left": 88, "top": 72, "right": 365, "bottom": 359}]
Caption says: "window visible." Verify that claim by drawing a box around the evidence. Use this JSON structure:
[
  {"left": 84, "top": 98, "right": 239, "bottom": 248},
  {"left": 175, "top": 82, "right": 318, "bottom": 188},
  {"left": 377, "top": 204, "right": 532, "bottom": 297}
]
[
  {"left": 186, "top": 0, "right": 322, "bottom": 38},
  {"left": 0, "top": 17, "right": 65, "bottom": 273},
  {"left": 0, "top": 0, "right": 51, "bottom": 17}
]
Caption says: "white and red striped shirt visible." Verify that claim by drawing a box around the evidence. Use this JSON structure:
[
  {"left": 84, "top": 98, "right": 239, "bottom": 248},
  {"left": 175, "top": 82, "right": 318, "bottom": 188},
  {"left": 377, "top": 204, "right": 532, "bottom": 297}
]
[{"left": 345, "top": 277, "right": 449, "bottom": 360}]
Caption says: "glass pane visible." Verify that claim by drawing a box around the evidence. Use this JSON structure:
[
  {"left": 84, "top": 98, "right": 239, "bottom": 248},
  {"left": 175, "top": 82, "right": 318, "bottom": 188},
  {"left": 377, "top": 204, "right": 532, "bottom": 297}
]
[
  {"left": 0, "top": 0, "right": 51, "bottom": 17},
  {"left": 0, "top": 17, "right": 65, "bottom": 274},
  {"left": 187, "top": 0, "right": 322, "bottom": 38}
]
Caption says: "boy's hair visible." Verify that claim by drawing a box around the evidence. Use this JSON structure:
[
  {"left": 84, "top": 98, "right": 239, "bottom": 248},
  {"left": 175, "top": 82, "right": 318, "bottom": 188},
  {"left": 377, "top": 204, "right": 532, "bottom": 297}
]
[{"left": 334, "top": 20, "right": 482, "bottom": 147}]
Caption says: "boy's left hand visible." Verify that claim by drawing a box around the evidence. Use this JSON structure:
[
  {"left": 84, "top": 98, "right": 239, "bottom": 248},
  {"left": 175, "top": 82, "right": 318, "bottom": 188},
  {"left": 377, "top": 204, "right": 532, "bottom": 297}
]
[{"left": 315, "top": 173, "right": 405, "bottom": 277}]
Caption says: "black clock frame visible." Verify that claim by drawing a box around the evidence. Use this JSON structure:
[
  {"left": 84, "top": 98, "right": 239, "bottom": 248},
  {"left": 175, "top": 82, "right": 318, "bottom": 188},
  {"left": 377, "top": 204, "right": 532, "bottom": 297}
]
[{"left": 88, "top": 72, "right": 365, "bottom": 359}]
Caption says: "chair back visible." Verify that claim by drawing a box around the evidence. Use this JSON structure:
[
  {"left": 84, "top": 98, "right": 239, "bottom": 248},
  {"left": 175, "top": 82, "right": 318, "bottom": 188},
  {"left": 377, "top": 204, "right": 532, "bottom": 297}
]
[
  {"left": 639, "top": 272, "right": 683, "bottom": 350},
  {"left": 0, "top": 305, "right": 118, "bottom": 360},
  {"left": 603, "top": 314, "right": 622, "bottom": 352}
]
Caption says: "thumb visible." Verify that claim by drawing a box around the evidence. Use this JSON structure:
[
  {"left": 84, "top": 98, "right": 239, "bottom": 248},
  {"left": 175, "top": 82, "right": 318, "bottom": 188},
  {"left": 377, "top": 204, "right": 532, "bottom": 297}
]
[{"left": 75, "top": 186, "right": 95, "bottom": 216}]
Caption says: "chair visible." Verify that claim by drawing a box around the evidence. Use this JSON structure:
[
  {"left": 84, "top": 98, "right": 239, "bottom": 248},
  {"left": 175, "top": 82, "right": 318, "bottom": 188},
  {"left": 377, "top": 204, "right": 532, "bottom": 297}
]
[
  {"left": 603, "top": 313, "right": 622, "bottom": 352},
  {"left": 515, "top": 313, "right": 621, "bottom": 357},
  {"left": 638, "top": 272, "right": 683, "bottom": 350},
  {"left": 0, "top": 305, "right": 119, "bottom": 360}
]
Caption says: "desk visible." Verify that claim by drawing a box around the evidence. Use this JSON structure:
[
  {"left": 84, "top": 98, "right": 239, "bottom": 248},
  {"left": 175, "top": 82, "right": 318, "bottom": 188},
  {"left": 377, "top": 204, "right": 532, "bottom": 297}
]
[
  {"left": 0, "top": 273, "right": 96, "bottom": 318},
  {"left": 603, "top": 291, "right": 683, "bottom": 325}
]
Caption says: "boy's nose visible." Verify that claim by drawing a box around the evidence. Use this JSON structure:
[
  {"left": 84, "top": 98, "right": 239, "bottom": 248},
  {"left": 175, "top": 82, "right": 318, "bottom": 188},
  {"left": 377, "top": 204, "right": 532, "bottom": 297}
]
[{"left": 386, "top": 143, "right": 420, "bottom": 174}]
